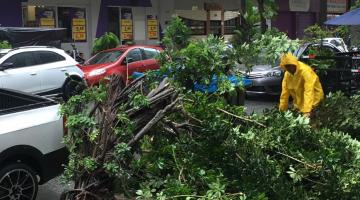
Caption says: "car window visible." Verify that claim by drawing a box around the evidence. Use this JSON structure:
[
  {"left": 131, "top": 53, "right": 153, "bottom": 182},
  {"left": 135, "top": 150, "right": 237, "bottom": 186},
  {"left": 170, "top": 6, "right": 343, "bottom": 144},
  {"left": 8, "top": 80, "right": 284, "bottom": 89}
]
[
  {"left": 143, "top": 48, "right": 159, "bottom": 60},
  {"left": 36, "top": 51, "right": 65, "bottom": 65},
  {"left": 3, "top": 52, "right": 37, "bottom": 68},
  {"left": 0, "top": 53, "right": 6, "bottom": 59},
  {"left": 87, "top": 50, "right": 124, "bottom": 65},
  {"left": 302, "top": 45, "right": 337, "bottom": 57},
  {"left": 126, "top": 48, "right": 142, "bottom": 62}
]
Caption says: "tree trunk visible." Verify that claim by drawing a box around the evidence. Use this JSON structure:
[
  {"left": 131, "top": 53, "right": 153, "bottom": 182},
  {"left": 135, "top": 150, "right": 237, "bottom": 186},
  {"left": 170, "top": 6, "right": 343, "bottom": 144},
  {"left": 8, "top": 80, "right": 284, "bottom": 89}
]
[{"left": 257, "top": 0, "right": 267, "bottom": 33}]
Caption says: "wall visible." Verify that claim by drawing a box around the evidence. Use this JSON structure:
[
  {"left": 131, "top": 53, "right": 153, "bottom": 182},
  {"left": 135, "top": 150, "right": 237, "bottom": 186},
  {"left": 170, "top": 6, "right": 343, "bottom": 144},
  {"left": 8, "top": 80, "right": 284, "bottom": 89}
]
[
  {"left": 25, "top": 0, "right": 96, "bottom": 59},
  {"left": 274, "top": 0, "right": 321, "bottom": 39},
  {"left": 0, "top": 0, "right": 23, "bottom": 27}
]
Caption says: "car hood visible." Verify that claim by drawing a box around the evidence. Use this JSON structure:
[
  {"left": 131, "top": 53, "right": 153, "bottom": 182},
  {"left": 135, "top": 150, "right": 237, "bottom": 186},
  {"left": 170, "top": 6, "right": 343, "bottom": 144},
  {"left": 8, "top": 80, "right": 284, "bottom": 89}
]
[
  {"left": 240, "top": 65, "right": 282, "bottom": 73},
  {"left": 80, "top": 63, "right": 112, "bottom": 73}
]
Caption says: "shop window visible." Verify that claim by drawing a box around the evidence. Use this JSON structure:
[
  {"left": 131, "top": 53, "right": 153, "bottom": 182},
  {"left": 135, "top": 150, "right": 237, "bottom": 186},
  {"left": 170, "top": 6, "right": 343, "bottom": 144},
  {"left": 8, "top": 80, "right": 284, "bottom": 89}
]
[
  {"left": 121, "top": 8, "right": 134, "bottom": 43},
  {"left": 224, "top": 17, "right": 240, "bottom": 35},
  {"left": 210, "top": 21, "right": 222, "bottom": 36},
  {"left": 179, "top": 17, "right": 206, "bottom": 35},
  {"left": 22, "top": 6, "right": 56, "bottom": 28},
  {"left": 58, "top": 7, "right": 87, "bottom": 43},
  {"left": 108, "top": 7, "right": 120, "bottom": 39}
]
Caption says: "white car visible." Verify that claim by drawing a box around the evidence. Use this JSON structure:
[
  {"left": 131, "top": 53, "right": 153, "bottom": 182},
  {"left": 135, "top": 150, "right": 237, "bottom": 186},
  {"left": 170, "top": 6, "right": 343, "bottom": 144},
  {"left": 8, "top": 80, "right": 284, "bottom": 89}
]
[
  {"left": 0, "top": 88, "right": 67, "bottom": 200},
  {"left": 0, "top": 46, "right": 84, "bottom": 100}
]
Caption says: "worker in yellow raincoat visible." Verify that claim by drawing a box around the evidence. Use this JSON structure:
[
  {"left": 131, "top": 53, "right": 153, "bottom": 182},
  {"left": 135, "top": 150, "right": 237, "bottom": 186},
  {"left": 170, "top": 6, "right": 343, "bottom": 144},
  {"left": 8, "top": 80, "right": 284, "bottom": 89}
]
[{"left": 279, "top": 53, "right": 324, "bottom": 117}]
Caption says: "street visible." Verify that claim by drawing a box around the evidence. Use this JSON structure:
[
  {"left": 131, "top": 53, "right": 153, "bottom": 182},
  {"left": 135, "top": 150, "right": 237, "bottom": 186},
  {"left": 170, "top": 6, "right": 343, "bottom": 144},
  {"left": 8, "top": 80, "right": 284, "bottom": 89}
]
[{"left": 36, "top": 95, "right": 278, "bottom": 200}]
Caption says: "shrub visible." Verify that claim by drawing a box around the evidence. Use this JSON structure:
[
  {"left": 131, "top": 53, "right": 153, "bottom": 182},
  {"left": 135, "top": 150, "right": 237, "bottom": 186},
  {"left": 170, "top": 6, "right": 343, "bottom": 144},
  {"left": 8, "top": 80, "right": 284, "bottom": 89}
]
[
  {"left": 92, "top": 32, "right": 120, "bottom": 55},
  {"left": 0, "top": 40, "right": 11, "bottom": 49},
  {"left": 312, "top": 92, "right": 360, "bottom": 138}
]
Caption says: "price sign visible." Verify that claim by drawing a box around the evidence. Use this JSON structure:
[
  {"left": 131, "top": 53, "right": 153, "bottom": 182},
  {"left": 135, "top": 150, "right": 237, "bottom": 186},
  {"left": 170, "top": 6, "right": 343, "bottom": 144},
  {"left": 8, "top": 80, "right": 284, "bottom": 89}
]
[
  {"left": 40, "top": 18, "right": 55, "bottom": 28},
  {"left": 147, "top": 18, "right": 158, "bottom": 39},
  {"left": 72, "top": 18, "right": 86, "bottom": 41}
]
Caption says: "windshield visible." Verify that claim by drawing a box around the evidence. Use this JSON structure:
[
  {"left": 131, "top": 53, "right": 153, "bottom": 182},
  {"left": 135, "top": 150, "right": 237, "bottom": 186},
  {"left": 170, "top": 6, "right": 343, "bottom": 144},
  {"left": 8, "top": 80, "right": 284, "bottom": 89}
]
[{"left": 86, "top": 50, "right": 124, "bottom": 65}]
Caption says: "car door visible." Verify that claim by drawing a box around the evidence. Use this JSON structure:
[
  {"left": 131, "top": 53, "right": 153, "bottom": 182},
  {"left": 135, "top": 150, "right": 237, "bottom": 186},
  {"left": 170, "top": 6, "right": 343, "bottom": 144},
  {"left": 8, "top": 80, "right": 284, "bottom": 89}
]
[
  {"left": 124, "top": 48, "right": 144, "bottom": 76},
  {"left": 0, "top": 51, "right": 41, "bottom": 93},
  {"left": 33, "top": 51, "right": 68, "bottom": 93},
  {"left": 141, "top": 48, "right": 160, "bottom": 72}
]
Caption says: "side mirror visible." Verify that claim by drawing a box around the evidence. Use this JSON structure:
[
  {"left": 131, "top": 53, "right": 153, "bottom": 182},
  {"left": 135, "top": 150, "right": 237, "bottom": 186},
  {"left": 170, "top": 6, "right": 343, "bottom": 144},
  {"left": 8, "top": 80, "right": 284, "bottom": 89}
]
[
  {"left": 123, "top": 57, "right": 134, "bottom": 64},
  {"left": 0, "top": 62, "right": 13, "bottom": 71}
]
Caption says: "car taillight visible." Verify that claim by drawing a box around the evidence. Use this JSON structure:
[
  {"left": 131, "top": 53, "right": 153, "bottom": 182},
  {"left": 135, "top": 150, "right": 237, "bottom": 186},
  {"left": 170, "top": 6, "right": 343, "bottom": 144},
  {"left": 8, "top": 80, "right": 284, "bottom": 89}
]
[
  {"left": 309, "top": 54, "right": 316, "bottom": 59},
  {"left": 63, "top": 117, "right": 68, "bottom": 135}
]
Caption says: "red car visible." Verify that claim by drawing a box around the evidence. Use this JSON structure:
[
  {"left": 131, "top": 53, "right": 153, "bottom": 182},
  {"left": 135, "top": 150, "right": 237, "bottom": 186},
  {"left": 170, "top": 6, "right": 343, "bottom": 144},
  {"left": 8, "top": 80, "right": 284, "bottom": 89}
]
[{"left": 80, "top": 45, "right": 162, "bottom": 86}]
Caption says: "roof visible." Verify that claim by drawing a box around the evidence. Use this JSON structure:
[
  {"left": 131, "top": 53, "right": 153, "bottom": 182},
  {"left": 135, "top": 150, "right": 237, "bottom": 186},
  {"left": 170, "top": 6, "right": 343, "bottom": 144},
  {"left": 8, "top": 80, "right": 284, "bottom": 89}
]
[{"left": 101, "top": 45, "right": 163, "bottom": 52}]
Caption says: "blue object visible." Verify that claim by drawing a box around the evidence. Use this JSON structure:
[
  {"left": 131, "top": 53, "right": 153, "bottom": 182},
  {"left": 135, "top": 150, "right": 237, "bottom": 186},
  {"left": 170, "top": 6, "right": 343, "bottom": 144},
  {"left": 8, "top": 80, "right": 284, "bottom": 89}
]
[
  {"left": 194, "top": 75, "right": 252, "bottom": 93},
  {"left": 131, "top": 71, "right": 252, "bottom": 93},
  {"left": 132, "top": 71, "right": 145, "bottom": 79},
  {"left": 325, "top": 7, "right": 360, "bottom": 25}
]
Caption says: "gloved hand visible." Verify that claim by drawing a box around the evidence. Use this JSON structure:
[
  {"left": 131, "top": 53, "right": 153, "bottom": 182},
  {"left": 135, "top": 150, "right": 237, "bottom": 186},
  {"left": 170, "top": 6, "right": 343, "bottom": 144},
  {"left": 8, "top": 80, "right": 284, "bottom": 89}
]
[{"left": 303, "top": 112, "right": 311, "bottom": 118}]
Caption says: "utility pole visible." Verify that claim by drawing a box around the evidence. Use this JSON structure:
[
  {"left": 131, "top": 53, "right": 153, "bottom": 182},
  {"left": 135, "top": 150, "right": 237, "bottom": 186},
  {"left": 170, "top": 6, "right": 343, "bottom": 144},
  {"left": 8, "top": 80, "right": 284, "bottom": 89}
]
[{"left": 319, "top": 0, "right": 327, "bottom": 25}]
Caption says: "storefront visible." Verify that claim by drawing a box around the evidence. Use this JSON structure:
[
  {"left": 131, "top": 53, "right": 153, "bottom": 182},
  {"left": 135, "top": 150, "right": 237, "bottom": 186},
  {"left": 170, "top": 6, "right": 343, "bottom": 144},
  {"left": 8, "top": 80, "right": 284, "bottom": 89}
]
[
  {"left": 327, "top": 0, "right": 349, "bottom": 19},
  {"left": 273, "top": 0, "right": 321, "bottom": 39},
  {"left": 2, "top": 0, "right": 157, "bottom": 59}
]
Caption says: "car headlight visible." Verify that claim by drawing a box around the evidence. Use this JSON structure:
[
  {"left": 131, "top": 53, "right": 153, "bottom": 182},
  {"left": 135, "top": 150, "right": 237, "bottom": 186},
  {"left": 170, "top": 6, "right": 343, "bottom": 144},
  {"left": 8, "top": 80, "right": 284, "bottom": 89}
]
[
  {"left": 88, "top": 69, "right": 106, "bottom": 77},
  {"left": 265, "top": 71, "right": 282, "bottom": 77}
]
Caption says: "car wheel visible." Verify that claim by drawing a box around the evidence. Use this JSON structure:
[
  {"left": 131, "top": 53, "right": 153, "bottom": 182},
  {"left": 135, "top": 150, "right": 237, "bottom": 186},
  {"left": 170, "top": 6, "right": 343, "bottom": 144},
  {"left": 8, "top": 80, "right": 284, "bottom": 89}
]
[
  {"left": 0, "top": 163, "right": 38, "bottom": 200},
  {"left": 63, "top": 78, "right": 84, "bottom": 101}
]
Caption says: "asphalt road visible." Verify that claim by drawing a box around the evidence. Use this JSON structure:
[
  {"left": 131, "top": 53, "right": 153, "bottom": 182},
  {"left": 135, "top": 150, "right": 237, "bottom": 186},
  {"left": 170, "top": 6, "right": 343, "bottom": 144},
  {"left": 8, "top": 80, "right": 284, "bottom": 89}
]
[{"left": 36, "top": 95, "right": 278, "bottom": 200}]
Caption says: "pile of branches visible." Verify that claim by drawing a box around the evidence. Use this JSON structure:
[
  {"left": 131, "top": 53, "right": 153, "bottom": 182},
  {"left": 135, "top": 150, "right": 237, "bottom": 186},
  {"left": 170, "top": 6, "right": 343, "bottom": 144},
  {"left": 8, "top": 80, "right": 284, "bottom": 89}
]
[{"left": 60, "top": 75, "right": 182, "bottom": 200}]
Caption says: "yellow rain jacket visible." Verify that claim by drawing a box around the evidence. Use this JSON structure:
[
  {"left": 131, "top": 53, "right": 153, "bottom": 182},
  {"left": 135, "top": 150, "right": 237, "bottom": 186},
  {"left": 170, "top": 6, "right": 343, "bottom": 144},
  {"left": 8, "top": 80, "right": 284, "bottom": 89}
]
[{"left": 279, "top": 53, "right": 324, "bottom": 113}]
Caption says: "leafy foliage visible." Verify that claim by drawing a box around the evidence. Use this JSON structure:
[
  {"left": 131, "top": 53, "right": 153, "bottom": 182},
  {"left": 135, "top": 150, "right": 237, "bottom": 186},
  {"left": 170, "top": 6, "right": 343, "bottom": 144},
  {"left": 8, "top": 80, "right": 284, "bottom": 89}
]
[
  {"left": 303, "top": 46, "right": 336, "bottom": 70},
  {"left": 351, "top": 0, "right": 360, "bottom": 9},
  {"left": 232, "top": 0, "right": 277, "bottom": 45},
  {"left": 159, "top": 35, "right": 237, "bottom": 91},
  {"left": 134, "top": 96, "right": 360, "bottom": 199},
  {"left": 304, "top": 24, "right": 349, "bottom": 43},
  {"left": 312, "top": 92, "right": 360, "bottom": 139},
  {"left": 61, "top": 14, "right": 360, "bottom": 200},
  {"left": 0, "top": 40, "right": 11, "bottom": 49},
  {"left": 162, "top": 16, "right": 190, "bottom": 51},
  {"left": 236, "top": 30, "right": 299, "bottom": 69},
  {"left": 92, "top": 32, "right": 120, "bottom": 55}
]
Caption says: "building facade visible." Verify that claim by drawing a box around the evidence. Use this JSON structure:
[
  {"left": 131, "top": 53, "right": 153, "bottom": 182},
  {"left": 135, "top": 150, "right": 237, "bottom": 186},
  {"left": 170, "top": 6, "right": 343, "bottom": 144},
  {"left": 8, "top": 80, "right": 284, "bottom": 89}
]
[{"left": 0, "top": 0, "right": 350, "bottom": 59}]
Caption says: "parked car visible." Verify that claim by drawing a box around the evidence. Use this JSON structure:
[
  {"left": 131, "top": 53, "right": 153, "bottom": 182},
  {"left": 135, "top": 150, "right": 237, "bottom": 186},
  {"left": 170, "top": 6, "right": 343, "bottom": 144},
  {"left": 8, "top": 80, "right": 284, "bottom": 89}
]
[
  {"left": 80, "top": 45, "right": 162, "bottom": 86},
  {"left": 242, "top": 41, "right": 347, "bottom": 96},
  {"left": 240, "top": 64, "right": 283, "bottom": 95},
  {"left": 0, "top": 88, "right": 67, "bottom": 200},
  {"left": 321, "top": 37, "right": 348, "bottom": 52},
  {"left": 0, "top": 46, "right": 85, "bottom": 100}
]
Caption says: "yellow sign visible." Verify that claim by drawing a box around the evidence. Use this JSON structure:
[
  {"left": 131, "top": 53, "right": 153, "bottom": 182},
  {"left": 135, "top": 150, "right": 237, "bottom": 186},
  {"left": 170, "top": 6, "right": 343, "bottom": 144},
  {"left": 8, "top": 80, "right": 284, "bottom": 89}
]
[
  {"left": 72, "top": 18, "right": 86, "bottom": 26},
  {"left": 72, "top": 18, "right": 86, "bottom": 41},
  {"left": 73, "top": 25, "right": 86, "bottom": 32},
  {"left": 121, "top": 19, "right": 132, "bottom": 26},
  {"left": 147, "top": 19, "right": 158, "bottom": 39},
  {"left": 121, "top": 19, "right": 133, "bottom": 40},
  {"left": 122, "top": 33, "right": 133, "bottom": 40},
  {"left": 73, "top": 32, "right": 86, "bottom": 41},
  {"left": 40, "top": 18, "right": 55, "bottom": 27},
  {"left": 147, "top": 19, "right": 157, "bottom": 26}
]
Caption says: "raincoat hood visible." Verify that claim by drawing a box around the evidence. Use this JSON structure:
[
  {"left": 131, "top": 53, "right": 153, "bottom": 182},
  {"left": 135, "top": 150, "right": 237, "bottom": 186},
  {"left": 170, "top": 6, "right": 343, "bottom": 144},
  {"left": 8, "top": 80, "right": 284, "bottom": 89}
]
[{"left": 280, "top": 53, "right": 299, "bottom": 70}]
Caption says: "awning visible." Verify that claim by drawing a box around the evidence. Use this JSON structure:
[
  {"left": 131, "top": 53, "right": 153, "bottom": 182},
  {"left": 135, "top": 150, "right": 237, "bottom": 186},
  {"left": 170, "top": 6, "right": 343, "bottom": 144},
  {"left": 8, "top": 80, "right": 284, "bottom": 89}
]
[
  {"left": 96, "top": 0, "right": 152, "bottom": 37},
  {"left": 325, "top": 7, "right": 360, "bottom": 25},
  {"left": 103, "top": 0, "right": 152, "bottom": 7}
]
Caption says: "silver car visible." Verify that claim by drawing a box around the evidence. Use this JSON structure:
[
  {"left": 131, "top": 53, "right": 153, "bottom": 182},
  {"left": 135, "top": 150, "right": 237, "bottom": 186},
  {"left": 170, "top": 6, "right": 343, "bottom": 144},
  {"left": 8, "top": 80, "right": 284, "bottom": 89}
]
[
  {"left": 241, "top": 41, "right": 347, "bottom": 96},
  {"left": 240, "top": 65, "right": 283, "bottom": 95}
]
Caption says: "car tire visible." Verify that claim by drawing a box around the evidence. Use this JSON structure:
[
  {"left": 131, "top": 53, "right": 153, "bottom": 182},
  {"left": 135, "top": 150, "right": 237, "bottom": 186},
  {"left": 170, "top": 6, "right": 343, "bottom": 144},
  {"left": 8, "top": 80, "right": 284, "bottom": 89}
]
[
  {"left": 0, "top": 163, "right": 38, "bottom": 200},
  {"left": 63, "top": 77, "right": 84, "bottom": 101}
]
